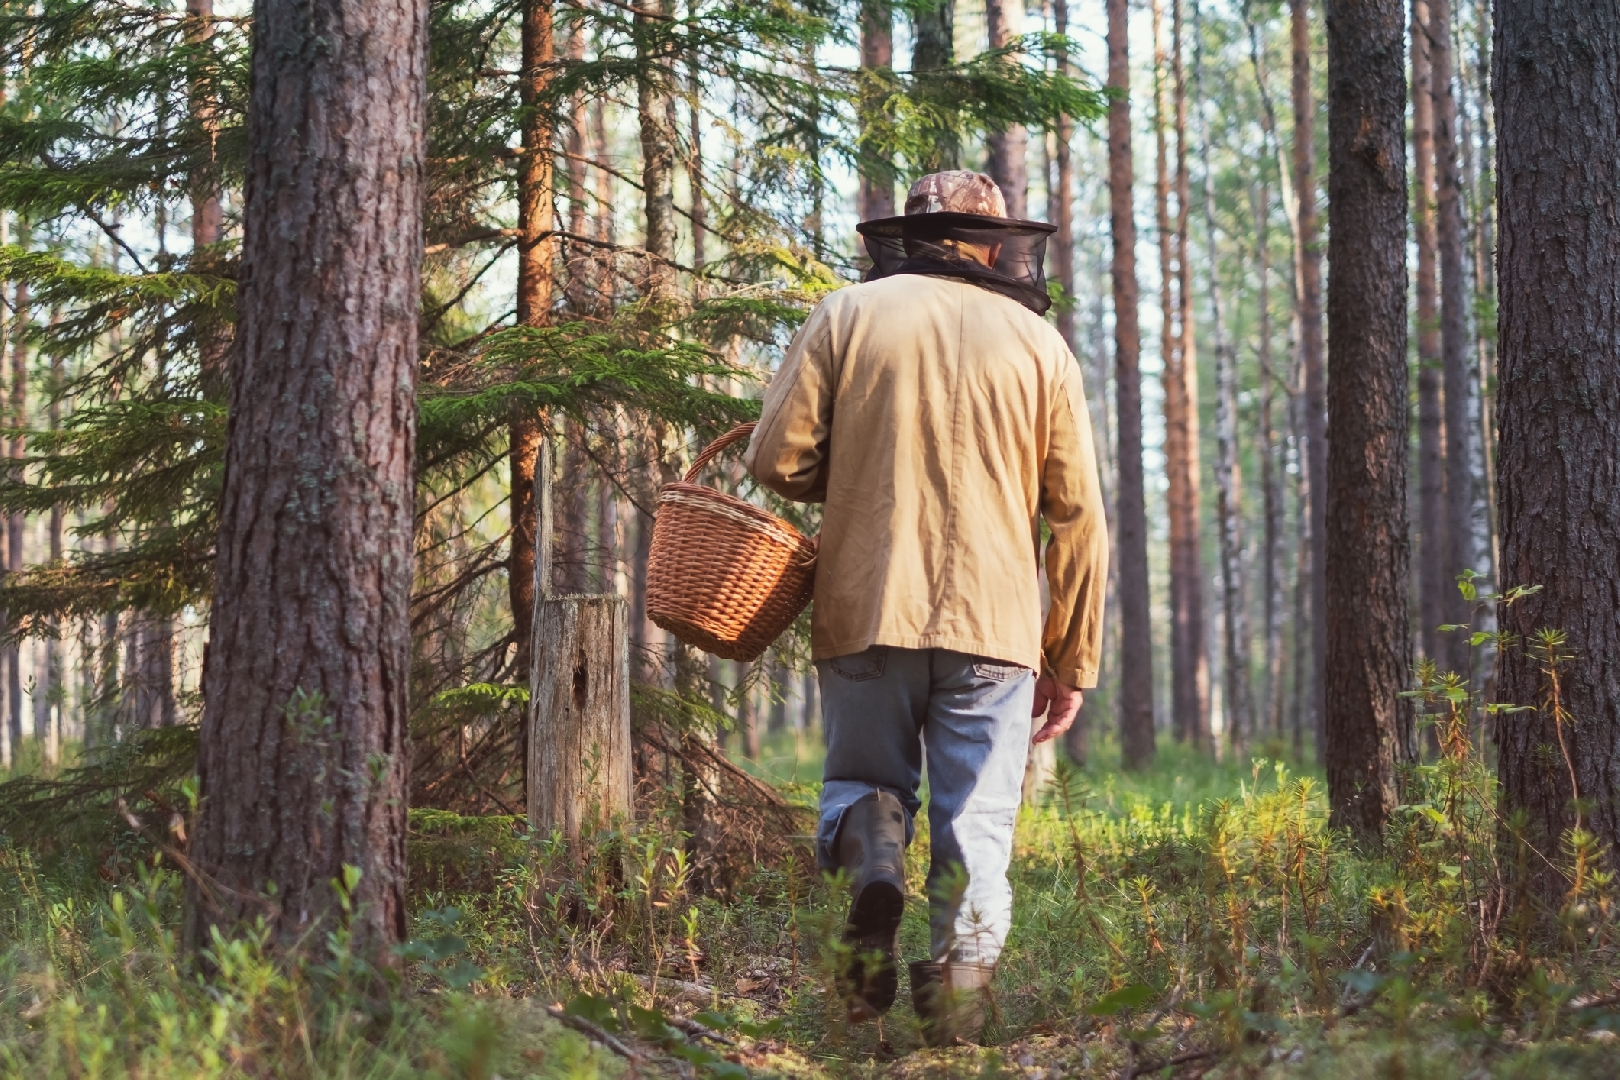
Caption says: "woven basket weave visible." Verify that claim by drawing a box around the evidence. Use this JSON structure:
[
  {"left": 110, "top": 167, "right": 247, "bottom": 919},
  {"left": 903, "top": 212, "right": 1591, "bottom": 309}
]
[{"left": 647, "top": 422, "right": 818, "bottom": 661}]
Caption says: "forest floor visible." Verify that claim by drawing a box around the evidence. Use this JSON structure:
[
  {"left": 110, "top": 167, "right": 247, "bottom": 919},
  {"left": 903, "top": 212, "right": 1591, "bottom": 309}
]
[{"left": 4, "top": 731, "right": 1620, "bottom": 1077}]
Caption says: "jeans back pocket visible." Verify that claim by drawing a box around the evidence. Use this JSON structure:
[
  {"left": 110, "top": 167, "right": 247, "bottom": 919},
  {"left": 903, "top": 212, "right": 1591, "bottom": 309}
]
[
  {"left": 829, "top": 647, "right": 888, "bottom": 682},
  {"left": 972, "top": 660, "right": 1028, "bottom": 683}
]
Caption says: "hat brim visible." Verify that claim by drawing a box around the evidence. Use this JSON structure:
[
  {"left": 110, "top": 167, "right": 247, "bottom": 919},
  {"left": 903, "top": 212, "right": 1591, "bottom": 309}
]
[{"left": 856, "top": 212, "right": 1058, "bottom": 239}]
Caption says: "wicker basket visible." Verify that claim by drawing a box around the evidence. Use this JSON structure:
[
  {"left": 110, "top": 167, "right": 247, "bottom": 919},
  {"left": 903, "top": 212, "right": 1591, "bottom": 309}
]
[{"left": 646, "top": 422, "right": 818, "bottom": 661}]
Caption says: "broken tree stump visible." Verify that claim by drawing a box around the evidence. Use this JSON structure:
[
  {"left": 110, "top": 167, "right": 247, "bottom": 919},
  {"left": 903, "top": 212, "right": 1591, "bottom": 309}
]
[
  {"left": 526, "top": 435, "right": 633, "bottom": 840},
  {"left": 527, "top": 592, "right": 633, "bottom": 839}
]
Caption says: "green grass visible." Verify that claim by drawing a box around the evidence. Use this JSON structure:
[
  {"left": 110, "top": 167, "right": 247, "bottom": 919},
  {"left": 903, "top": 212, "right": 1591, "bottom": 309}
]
[{"left": 4, "top": 725, "right": 1620, "bottom": 1077}]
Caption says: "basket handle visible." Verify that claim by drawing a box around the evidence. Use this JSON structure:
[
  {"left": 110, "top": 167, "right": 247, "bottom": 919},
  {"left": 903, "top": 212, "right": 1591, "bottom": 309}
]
[{"left": 683, "top": 421, "right": 758, "bottom": 484}]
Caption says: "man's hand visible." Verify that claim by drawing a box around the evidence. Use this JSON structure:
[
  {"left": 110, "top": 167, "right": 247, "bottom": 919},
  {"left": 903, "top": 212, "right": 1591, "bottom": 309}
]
[{"left": 1031, "top": 675, "right": 1083, "bottom": 744}]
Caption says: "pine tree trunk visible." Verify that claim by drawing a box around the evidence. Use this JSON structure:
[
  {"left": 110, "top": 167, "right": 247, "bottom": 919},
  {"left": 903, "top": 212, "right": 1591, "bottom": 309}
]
[
  {"left": 1412, "top": 0, "right": 1446, "bottom": 676},
  {"left": 8, "top": 270, "right": 26, "bottom": 756},
  {"left": 1152, "top": 0, "right": 1178, "bottom": 733},
  {"left": 567, "top": 28, "right": 592, "bottom": 312},
  {"left": 858, "top": 1, "right": 895, "bottom": 221},
  {"left": 1168, "top": 0, "right": 1209, "bottom": 749},
  {"left": 912, "top": 0, "right": 958, "bottom": 171},
  {"left": 1052, "top": 0, "right": 1076, "bottom": 349},
  {"left": 510, "top": 0, "right": 557, "bottom": 685},
  {"left": 1255, "top": 180, "right": 1284, "bottom": 738},
  {"left": 1430, "top": 0, "right": 1474, "bottom": 676},
  {"left": 1494, "top": 0, "right": 1620, "bottom": 893},
  {"left": 984, "top": 0, "right": 1028, "bottom": 217},
  {"left": 1108, "top": 0, "right": 1154, "bottom": 769},
  {"left": 187, "top": 0, "right": 228, "bottom": 393},
  {"left": 187, "top": 0, "right": 423, "bottom": 953},
  {"left": 1292, "top": 0, "right": 1327, "bottom": 760},
  {"left": 1323, "top": 0, "right": 1414, "bottom": 836},
  {"left": 1195, "top": 19, "right": 1252, "bottom": 757},
  {"left": 637, "top": 0, "right": 678, "bottom": 300}
]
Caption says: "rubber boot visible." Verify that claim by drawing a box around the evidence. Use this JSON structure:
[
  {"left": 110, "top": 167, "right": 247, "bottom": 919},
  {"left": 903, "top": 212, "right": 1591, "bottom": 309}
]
[
  {"left": 835, "top": 790, "right": 908, "bottom": 1020},
  {"left": 909, "top": 960, "right": 996, "bottom": 1047}
]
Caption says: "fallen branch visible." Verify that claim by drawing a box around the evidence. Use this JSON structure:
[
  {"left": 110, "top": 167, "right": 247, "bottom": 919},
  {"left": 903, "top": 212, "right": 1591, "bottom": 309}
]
[{"left": 546, "top": 1006, "right": 642, "bottom": 1061}]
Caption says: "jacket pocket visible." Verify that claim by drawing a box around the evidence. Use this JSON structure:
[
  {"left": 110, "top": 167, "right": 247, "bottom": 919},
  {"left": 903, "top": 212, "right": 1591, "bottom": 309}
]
[
  {"left": 830, "top": 647, "right": 888, "bottom": 682},
  {"left": 972, "top": 660, "right": 1028, "bottom": 683}
]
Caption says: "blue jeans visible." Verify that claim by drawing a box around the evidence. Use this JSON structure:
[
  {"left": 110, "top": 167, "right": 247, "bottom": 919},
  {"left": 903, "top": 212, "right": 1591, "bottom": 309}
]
[{"left": 817, "top": 646, "right": 1034, "bottom": 965}]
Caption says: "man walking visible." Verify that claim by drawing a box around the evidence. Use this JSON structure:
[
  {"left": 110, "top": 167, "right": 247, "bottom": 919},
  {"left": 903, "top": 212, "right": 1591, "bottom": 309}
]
[{"left": 745, "top": 171, "right": 1108, "bottom": 1044}]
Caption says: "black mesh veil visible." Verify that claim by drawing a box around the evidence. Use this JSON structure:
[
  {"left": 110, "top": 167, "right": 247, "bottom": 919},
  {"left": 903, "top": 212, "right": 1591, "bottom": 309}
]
[{"left": 855, "top": 211, "right": 1057, "bottom": 315}]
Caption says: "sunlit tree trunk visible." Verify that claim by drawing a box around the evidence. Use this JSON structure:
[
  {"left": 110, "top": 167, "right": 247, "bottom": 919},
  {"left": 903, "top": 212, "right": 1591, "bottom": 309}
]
[
  {"left": 1430, "top": 0, "right": 1474, "bottom": 677},
  {"left": 1412, "top": 0, "right": 1446, "bottom": 678},
  {"left": 510, "top": 0, "right": 557, "bottom": 684},
  {"left": 1253, "top": 179, "right": 1284, "bottom": 738},
  {"left": 984, "top": 0, "right": 1028, "bottom": 217},
  {"left": 1052, "top": 0, "right": 1076, "bottom": 349},
  {"left": 1292, "top": 0, "right": 1327, "bottom": 760},
  {"left": 188, "top": 0, "right": 425, "bottom": 952},
  {"left": 1108, "top": 0, "right": 1154, "bottom": 769},
  {"left": 1323, "top": 0, "right": 1414, "bottom": 835},
  {"left": 1495, "top": 0, "right": 1620, "bottom": 898},
  {"left": 857, "top": 1, "right": 895, "bottom": 221},
  {"left": 1167, "top": 0, "right": 1209, "bottom": 749}
]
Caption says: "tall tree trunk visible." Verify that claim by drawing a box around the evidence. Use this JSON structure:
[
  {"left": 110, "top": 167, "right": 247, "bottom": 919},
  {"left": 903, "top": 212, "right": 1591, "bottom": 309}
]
[
  {"left": 858, "top": 1, "right": 895, "bottom": 221},
  {"left": 1152, "top": 1, "right": 1178, "bottom": 729},
  {"left": 1494, "top": 0, "right": 1620, "bottom": 896},
  {"left": 1323, "top": 0, "right": 1414, "bottom": 836},
  {"left": 1167, "top": 0, "right": 1209, "bottom": 749},
  {"left": 567, "top": 28, "right": 592, "bottom": 313},
  {"left": 1430, "top": 0, "right": 1474, "bottom": 676},
  {"left": 46, "top": 347, "right": 63, "bottom": 759},
  {"left": 186, "top": 0, "right": 228, "bottom": 393},
  {"left": 1108, "top": 0, "right": 1154, "bottom": 769},
  {"left": 510, "top": 0, "right": 557, "bottom": 684},
  {"left": 1254, "top": 179, "right": 1285, "bottom": 737},
  {"left": 1471, "top": 0, "right": 1497, "bottom": 584},
  {"left": 1292, "top": 0, "right": 1327, "bottom": 760},
  {"left": 638, "top": 0, "right": 678, "bottom": 301},
  {"left": 188, "top": 0, "right": 424, "bottom": 952},
  {"left": 1052, "top": 0, "right": 1076, "bottom": 349},
  {"left": 1412, "top": 0, "right": 1446, "bottom": 675},
  {"left": 984, "top": 0, "right": 1028, "bottom": 216},
  {"left": 1195, "top": 10, "right": 1252, "bottom": 757},
  {"left": 912, "top": 0, "right": 958, "bottom": 171},
  {"left": 8, "top": 266, "right": 26, "bottom": 755}
]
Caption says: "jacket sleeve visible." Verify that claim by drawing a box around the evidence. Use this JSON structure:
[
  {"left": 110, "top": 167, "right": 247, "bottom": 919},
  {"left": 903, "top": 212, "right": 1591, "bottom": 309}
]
[
  {"left": 1040, "top": 356, "right": 1110, "bottom": 689},
  {"left": 743, "top": 300, "right": 836, "bottom": 503}
]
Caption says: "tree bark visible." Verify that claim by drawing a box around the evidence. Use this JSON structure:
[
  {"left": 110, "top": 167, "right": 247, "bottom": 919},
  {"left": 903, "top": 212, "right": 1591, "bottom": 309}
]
[
  {"left": 1052, "top": 0, "right": 1076, "bottom": 349},
  {"left": 637, "top": 0, "right": 678, "bottom": 301},
  {"left": 984, "top": 0, "right": 1028, "bottom": 217},
  {"left": 510, "top": 0, "right": 557, "bottom": 685},
  {"left": 1323, "top": 0, "right": 1414, "bottom": 835},
  {"left": 528, "top": 595, "right": 633, "bottom": 839},
  {"left": 1494, "top": 0, "right": 1620, "bottom": 890},
  {"left": 857, "top": 1, "right": 895, "bottom": 222},
  {"left": 1292, "top": 0, "right": 1327, "bottom": 760},
  {"left": 1412, "top": 0, "right": 1446, "bottom": 675},
  {"left": 1108, "top": 0, "right": 1154, "bottom": 769},
  {"left": 188, "top": 0, "right": 424, "bottom": 952},
  {"left": 7, "top": 269, "right": 24, "bottom": 756},
  {"left": 1254, "top": 180, "right": 1284, "bottom": 737},
  {"left": 1194, "top": 9, "right": 1252, "bottom": 757},
  {"left": 912, "top": 0, "right": 958, "bottom": 171},
  {"left": 1430, "top": 0, "right": 1474, "bottom": 675},
  {"left": 187, "top": 0, "right": 228, "bottom": 393},
  {"left": 1167, "top": 0, "right": 1209, "bottom": 749}
]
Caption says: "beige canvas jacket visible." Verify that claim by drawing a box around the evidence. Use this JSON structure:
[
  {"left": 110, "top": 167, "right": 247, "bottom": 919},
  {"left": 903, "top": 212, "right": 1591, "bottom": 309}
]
[{"left": 743, "top": 272, "right": 1108, "bottom": 687}]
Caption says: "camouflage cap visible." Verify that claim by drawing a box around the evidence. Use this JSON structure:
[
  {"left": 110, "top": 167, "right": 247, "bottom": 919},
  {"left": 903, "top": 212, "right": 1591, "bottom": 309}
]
[{"left": 904, "top": 171, "right": 1008, "bottom": 217}]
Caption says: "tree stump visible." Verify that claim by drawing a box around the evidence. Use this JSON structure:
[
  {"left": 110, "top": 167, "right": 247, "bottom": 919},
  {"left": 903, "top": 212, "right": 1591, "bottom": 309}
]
[
  {"left": 525, "top": 436, "right": 633, "bottom": 840},
  {"left": 527, "top": 594, "right": 632, "bottom": 839}
]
